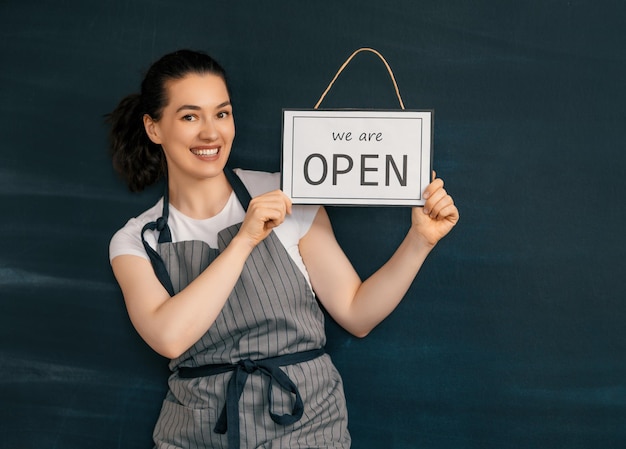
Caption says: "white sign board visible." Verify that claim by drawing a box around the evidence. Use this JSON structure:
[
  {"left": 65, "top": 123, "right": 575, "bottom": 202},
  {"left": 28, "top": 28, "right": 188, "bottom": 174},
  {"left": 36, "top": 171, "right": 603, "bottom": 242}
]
[{"left": 281, "top": 109, "right": 433, "bottom": 206}]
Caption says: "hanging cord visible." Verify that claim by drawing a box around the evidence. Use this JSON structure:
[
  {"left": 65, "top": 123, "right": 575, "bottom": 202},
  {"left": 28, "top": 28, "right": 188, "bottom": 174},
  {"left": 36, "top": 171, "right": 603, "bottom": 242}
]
[{"left": 314, "top": 47, "right": 405, "bottom": 110}]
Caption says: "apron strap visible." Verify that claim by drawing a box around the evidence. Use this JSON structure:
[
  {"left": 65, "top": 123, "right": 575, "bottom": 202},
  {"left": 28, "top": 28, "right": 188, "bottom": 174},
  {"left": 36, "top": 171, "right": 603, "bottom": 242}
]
[
  {"left": 142, "top": 167, "right": 250, "bottom": 296},
  {"left": 157, "top": 191, "right": 172, "bottom": 243},
  {"left": 224, "top": 166, "right": 251, "bottom": 211},
  {"left": 141, "top": 218, "right": 175, "bottom": 297}
]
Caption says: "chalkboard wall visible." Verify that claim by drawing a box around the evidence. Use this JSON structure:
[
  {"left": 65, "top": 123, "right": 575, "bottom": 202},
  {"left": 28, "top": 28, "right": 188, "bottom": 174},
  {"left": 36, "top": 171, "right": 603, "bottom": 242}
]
[{"left": 2, "top": 1, "right": 625, "bottom": 448}]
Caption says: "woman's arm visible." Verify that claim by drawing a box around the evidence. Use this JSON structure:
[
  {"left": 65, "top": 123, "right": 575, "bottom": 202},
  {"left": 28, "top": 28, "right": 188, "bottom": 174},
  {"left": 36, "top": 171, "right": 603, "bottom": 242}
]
[
  {"left": 112, "top": 190, "right": 292, "bottom": 359},
  {"left": 299, "top": 175, "right": 458, "bottom": 337}
]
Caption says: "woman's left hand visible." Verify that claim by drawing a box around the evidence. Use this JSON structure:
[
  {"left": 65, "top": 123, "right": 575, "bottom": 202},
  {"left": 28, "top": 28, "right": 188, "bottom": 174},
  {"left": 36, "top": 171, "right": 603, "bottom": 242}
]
[{"left": 411, "top": 173, "right": 459, "bottom": 247}]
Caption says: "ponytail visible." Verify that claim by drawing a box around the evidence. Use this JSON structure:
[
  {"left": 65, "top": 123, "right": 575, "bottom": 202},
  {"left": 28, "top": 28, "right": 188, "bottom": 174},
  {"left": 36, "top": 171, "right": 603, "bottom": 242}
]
[{"left": 106, "top": 93, "right": 165, "bottom": 192}]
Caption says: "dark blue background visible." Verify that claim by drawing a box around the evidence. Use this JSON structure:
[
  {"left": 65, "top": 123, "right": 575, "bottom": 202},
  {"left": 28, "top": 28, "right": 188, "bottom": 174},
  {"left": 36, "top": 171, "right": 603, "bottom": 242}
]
[{"left": 1, "top": 1, "right": 625, "bottom": 448}]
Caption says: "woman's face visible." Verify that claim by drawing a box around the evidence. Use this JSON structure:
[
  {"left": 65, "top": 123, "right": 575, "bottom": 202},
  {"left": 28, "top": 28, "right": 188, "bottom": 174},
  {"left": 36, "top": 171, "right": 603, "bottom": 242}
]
[{"left": 144, "top": 73, "right": 235, "bottom": 183}]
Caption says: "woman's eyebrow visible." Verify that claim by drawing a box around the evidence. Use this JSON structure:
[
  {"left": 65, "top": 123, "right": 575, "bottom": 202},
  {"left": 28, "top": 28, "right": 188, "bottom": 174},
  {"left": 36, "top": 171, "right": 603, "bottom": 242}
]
[
  {"left": 175, "top": 101, "right": 231, "bottom": 113},
  {"left": 175, "top": 104, "right": 201, "bottom": 113}
]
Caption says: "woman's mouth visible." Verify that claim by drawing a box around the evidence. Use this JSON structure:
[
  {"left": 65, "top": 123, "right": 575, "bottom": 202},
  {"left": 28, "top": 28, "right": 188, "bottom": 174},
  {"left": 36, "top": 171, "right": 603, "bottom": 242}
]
[{"left": 190, "top": 148, "right": 219, "bottom": 156}]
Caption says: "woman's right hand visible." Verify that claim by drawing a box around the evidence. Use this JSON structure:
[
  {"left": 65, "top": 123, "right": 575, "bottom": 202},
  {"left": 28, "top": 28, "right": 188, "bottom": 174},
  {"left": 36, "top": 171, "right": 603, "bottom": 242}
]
[{"left": 237, "top": 190, "right": 292, "bottom": 248}]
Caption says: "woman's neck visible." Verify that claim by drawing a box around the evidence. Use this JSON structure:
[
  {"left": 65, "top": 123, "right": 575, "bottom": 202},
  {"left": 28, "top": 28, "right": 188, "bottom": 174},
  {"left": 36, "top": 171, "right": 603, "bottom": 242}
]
[{"left": 167, "top": 171, "right": 233, "bottom": 219}]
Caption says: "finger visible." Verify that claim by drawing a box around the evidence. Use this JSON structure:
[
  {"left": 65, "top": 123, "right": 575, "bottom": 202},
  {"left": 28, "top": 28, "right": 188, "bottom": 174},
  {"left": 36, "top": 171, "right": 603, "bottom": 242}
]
[
  {"left": 435, "top": 202, "right": 459, "bottom": 223},
  {"left": 250, "top": 193, "right": 288, "bottom": 211},
  {"left": 428, "top": 194, "right": 455, "bottom": 220},
  {"left": 246, "top": 201, "right": 285, "bottom": 227},
  {"left": 422, "top": 186, "right": 447, "bottom": 215},
  {"left": 283, "top": 194, "right": 292, "bottom": 215},
  {"left": 422, "top": 178, "right": 444, "bottom": 200},
  {"left": 249, "top": 199, "right": 285, "bottom": 214},
  {"left": 423, "top": 188, "right": 450, "bottom": 216},
  {"left": 254, "top": 191, "right": 292, "bottom": 215},
  {"left": 259, "top": 205, "right": 288, "bottom": 224}
]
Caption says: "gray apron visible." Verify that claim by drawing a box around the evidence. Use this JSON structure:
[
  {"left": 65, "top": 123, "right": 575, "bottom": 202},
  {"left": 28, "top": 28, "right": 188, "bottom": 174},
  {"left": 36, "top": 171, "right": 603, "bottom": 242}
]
[{"left": 142, "top": 168, "right": 350, "bottom": 449}]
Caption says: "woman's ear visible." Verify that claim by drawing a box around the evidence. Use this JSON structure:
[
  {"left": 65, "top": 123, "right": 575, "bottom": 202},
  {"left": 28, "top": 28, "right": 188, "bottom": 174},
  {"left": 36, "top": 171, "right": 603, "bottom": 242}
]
[{"left": 143, "top": 114, "right": 162, "bottom": 144}]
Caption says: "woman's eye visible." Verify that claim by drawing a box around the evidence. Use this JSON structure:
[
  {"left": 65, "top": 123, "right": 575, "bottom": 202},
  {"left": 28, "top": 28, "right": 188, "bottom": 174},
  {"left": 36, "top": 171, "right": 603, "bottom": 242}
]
[
  {"left": 217, "top": 111, "right": 230, "bottom": 119},
  {"left": 182, "top": 114, "right": 197, "bottom": 121}
]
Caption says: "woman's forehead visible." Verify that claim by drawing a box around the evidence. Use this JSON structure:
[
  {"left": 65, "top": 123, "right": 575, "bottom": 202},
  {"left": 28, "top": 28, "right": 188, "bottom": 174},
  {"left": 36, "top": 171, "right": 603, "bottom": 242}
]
[{"left": 164, "top": 73, "right": 229, "bottom": 108}]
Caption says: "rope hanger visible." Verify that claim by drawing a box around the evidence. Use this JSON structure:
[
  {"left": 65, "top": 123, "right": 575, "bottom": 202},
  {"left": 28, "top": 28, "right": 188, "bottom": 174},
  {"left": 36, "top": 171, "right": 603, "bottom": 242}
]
[{"left": 314, "top": 47, "right": 406, "bottom": 110}]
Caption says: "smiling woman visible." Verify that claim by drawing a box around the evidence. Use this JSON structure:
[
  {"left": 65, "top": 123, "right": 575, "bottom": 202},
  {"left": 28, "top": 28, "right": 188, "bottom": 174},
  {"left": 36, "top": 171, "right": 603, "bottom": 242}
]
[{"left": 105, "top": 49, "right": 458, "bottom": 449}]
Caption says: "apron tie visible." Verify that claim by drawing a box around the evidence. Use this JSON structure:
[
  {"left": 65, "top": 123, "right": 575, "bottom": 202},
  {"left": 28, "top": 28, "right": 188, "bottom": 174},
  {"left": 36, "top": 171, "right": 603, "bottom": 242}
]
[
  {"left": 155, "top": 216, "right": 168, "bottom": 232},
  {"left": 177, "top": 348, "right": 324, "bottom": 449}
]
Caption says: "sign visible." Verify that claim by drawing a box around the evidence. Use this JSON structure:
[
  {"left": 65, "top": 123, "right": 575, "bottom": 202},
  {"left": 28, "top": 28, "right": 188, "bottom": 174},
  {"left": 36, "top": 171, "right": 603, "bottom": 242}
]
[{"left": 281, "top": 109, "right": 433, "bottom": 206}]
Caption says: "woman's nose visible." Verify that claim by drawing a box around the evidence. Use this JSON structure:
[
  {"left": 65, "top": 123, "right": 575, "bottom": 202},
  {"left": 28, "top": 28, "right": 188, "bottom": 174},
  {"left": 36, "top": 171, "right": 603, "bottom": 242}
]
[{"left": 198, "top": 119, "right": 218, "bottom": 140}]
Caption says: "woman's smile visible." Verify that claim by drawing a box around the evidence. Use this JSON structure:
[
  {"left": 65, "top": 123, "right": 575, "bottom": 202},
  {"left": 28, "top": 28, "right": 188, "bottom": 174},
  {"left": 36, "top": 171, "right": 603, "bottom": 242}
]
[{"left": 190, "top": 146, "right": 220, "bottom": 157}]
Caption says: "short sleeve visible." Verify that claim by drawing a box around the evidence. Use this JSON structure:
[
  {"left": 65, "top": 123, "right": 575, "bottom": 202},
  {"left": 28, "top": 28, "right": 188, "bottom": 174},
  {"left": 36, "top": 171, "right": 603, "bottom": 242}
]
[{"left": 109, "top": 218, "right": 151, "bottom": 262}]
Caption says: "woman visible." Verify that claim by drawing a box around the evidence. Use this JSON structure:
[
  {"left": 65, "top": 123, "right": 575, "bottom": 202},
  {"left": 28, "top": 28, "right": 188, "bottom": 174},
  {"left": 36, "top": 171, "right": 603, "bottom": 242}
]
[{"left": 108, "top": 49, "right": 458, "bottom": 449}]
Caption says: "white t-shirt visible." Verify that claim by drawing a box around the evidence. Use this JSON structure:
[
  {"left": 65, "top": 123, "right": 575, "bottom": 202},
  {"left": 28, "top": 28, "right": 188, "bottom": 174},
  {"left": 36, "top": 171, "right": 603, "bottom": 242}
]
[{"left": 109, "top": 169, "right": 320, "bottom": 282}]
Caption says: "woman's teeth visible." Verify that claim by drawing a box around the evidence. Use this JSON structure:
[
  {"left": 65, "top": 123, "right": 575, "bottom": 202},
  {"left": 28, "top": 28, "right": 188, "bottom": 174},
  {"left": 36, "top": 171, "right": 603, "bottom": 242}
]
[{"left": 192, "top": 148, "right": 219, "bottom": 156}]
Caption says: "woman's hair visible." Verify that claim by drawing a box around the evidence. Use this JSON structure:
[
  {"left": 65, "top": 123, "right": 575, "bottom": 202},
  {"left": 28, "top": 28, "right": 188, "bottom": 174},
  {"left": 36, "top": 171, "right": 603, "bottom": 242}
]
[{"left": 106, "top": 49, "right": 229, "bottom": 191}]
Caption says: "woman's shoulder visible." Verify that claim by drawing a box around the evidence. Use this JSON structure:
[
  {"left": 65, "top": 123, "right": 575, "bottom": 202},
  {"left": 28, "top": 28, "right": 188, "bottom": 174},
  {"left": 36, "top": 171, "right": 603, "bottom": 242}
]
[{"left": 109, "top": 199, "right": 163, "bottom": 261}]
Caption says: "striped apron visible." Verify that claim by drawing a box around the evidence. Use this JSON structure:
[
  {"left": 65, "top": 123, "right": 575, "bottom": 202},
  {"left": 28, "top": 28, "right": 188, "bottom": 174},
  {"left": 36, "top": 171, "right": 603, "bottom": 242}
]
[{"left": 141, "top": 168, "right": 351, "bottom": 449}]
